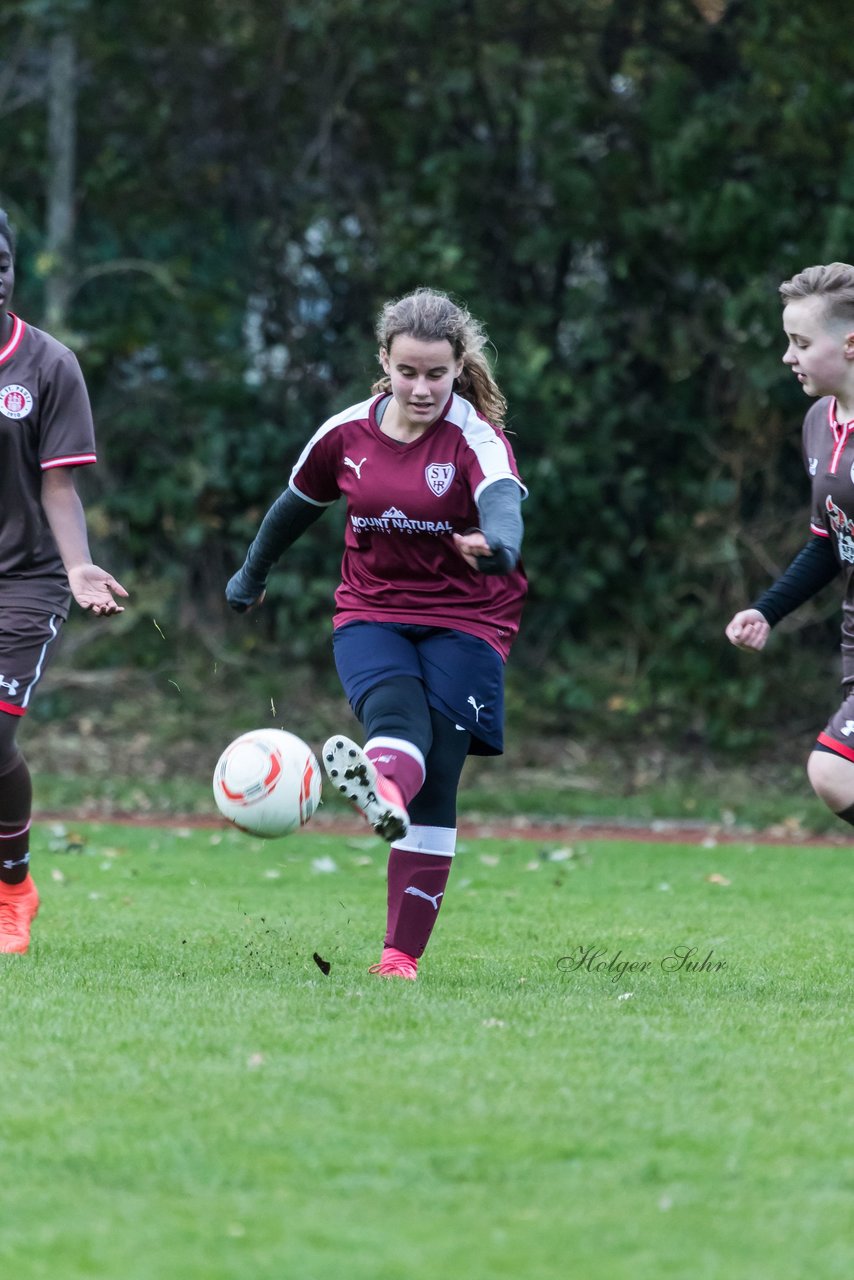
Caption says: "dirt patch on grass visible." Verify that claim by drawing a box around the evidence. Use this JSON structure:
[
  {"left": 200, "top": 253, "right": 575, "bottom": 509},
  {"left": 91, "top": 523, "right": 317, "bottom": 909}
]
[{"left": 33, "top": 809, "right": 850, "bottom": 846}]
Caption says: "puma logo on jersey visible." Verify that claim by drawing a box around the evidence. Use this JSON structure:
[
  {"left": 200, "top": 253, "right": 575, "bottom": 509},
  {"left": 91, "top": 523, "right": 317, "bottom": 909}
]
[
  {"left": 404, "top": 886, "right": 444, "bottom": 910},
  {"left": 809, "top": 457, "right": 818, "bottom": 475},
  {"left": 344, "top": 456, "right": 367, "bottom": 479},
  {"left": 467, "top": 696, "right": 485, "bottom": 722}
]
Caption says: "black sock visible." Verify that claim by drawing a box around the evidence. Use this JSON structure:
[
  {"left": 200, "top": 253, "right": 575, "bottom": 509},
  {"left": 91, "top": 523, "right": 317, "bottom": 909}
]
[
  {"left": 835, "top": 801, "right": 854, "bottom": 828},
  {"left": 0, "top": 753, "right": 32, "bottom": 885}
]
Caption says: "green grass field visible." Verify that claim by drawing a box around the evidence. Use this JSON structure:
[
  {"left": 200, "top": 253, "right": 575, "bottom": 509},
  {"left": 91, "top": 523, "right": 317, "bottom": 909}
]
[{"left": 3, "top": 821, "right": 852, "bottom": 1280}]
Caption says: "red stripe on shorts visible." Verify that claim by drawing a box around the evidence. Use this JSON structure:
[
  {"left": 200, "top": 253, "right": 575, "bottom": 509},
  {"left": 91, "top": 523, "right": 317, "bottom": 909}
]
[
  {"left": 816, "top": 731, "right": 854, "bottom": 763},
  {"left": 0, "top": 701, "right": 26, "bottom": 717}
]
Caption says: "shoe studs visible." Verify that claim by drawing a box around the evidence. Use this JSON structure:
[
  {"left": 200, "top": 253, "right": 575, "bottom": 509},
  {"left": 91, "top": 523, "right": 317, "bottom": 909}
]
[{"left": 325, "top": 739, "right": 359, "bottom": 783}]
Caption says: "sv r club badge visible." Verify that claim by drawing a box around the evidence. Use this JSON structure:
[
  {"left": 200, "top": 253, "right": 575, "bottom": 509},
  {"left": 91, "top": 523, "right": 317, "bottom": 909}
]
[
  {"left": 425, "top": 462, "right": 455, "bottom": 497},
  {"left": 0, "top": 384, "right": 33, "bottom": 419}
]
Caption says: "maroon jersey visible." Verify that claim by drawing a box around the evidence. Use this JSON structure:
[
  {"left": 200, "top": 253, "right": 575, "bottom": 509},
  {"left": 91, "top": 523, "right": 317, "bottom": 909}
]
[
  {"left": 290, "top": 392, "right": 528, "bottom": 659},
  {"left": 802, "top": 395, "right": 854, "bottom": 680},
  {"left": 0, "top": 315, "right": 97, "bottom": 617}
]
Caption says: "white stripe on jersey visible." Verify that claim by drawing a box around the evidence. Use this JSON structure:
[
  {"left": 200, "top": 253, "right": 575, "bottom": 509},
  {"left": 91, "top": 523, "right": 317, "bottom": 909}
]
[
  {"left": 288, "top": 392, "right": 525, "bottom": 507},
  {"left": 445, "top": 394, "right": 528, "bottom": 505},
  {"left": 40, "top": 454, "right": 97, "bottom": 469},
  {"left": 0, "top": 314, "right": 24, "bottom": 364},
  {"left": 288, "top": 397, "right": 377, "bottom": 505}
]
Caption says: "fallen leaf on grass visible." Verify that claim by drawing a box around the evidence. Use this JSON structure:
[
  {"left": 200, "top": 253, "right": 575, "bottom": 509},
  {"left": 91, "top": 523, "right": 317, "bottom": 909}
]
[
  {"left": 48, "top": 827, "right": 86, "bottom": 854},
  {"left": 706, "top": 873, "right": 731, "bottom": 886},
  {"left": 313, "top": 952, "right": 331, "bottom": 975},
  {"left": 764, "top": 815, "right": 808, "bottom": 840}
]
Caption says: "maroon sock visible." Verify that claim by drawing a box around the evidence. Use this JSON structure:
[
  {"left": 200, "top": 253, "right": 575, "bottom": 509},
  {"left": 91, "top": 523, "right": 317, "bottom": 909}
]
[
  {"left": 0, "top": 752, "right": 32, "bottom": 886},
  {"left": 365, "top": 738, "right": 425, "bottom": 807},
  {"left": 384, "top": 847, "right": 453, "bottom": 959}
]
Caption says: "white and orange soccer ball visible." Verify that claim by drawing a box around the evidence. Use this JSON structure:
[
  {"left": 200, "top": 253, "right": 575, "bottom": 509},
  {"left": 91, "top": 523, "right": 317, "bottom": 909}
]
[{"left": 213, "top": 729, "right": 321, "bottom": 837}]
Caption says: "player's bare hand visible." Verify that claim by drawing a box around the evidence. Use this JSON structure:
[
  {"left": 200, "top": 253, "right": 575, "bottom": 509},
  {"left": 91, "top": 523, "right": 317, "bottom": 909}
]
[
  {"left": 453, "top": 530, "right": 492, "bottom": 571},
  {"left": 68, "top": 564, "right": 129, "bottom": 615},
  {"left": 725, "top": 608, "right": 770, "bottom": 652}
]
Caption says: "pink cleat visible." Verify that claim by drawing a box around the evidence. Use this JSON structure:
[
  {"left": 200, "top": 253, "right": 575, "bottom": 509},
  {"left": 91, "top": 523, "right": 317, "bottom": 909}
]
[
  {"left": 322, "top": 735, "right": 409, "bottom": 843},
  {"left": 0, "top": 874, "right": 40, "bottom": 954},
  {"left": 368, "top": 946, "right": 418, "bottom": 980}
]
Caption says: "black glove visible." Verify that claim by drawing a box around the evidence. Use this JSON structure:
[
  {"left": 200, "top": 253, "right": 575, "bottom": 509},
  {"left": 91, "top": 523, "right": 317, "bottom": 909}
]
[
  {"left": 475, "top": 540, "right": 516, "bottom": 575},
  {"left": 226, "top": 563, "right": 266, "bottom": 613}
]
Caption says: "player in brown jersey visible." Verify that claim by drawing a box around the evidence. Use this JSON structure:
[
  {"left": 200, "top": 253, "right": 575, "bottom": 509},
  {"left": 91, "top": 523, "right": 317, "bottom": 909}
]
[
  {"left": 726, "top": 263, "right": 854, "bottom": 828},
  {"left": 0, "top": 209, "right": 128, "bottom": 953},
  {"left": 228, "top": 289, "right": 526, "bottom": 979}
]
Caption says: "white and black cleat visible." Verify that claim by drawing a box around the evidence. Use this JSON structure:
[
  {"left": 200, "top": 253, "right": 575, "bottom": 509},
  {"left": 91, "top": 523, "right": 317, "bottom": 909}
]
[{"left": 322, "top": 735, "right": 409, "bottom": 843}]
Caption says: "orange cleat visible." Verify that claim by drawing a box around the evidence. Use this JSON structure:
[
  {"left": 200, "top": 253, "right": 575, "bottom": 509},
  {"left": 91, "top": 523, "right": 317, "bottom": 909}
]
[
  {"left": 0, "top": 874, "right": 40, "bottom": 954},
  {"left": 368, "top": 946, "right": 418, "bottom": 980}
]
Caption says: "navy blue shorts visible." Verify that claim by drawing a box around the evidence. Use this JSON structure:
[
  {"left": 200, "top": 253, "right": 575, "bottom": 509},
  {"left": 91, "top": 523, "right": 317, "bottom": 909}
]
[{"left": 332, "top": 622, "right": 506, "bottom": 756}]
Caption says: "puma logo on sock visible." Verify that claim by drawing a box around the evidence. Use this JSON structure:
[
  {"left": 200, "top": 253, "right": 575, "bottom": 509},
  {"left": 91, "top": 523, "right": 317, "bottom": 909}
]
[{"left": 404, "top": 886, "right": 444, "bottom": 911}]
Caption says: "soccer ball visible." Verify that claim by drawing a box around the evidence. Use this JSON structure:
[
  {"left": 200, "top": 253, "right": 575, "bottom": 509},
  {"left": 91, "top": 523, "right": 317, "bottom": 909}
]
[{"left": 213, "top": 728, "right": 321, "bottom": 838}]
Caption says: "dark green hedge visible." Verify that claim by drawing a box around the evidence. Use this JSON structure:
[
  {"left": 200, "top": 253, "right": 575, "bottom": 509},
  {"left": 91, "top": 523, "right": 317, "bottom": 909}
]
[{"left": 4, "top": 0, "right": 853, "bottom": 750}]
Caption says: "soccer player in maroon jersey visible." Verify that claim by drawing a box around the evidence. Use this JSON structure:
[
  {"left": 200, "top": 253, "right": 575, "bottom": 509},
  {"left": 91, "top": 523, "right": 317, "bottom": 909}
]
[
  {"left": 726, "top": 263, "right": 854, "bottom": 828},
  {"left": 0, "top": 209, "right": 128, "bottom": 954},
  {"left": 228, "top": 288, "right": 527, "bottom": 979}
]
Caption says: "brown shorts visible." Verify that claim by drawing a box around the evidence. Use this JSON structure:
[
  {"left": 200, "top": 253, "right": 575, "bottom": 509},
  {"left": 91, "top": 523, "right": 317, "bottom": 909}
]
[
  {"left": 0, "top": 608, "right": 63, "bottom": 716},
  {"left": 815, "top": 685, "right": 854, "bottom": 762}
]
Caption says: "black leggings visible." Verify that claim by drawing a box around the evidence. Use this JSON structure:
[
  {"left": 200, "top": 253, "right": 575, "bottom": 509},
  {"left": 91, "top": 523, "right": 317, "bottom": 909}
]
[
  {"left": 355, "top": 676, "right": 471, "bottom": 828},
  {"left": 0, "top": 711, "right": 21, "bottom": 772}
]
